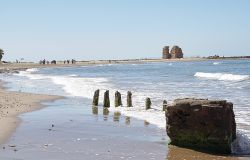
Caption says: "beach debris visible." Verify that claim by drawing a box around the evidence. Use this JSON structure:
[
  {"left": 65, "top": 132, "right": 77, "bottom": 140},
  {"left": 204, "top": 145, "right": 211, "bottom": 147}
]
[
  {"left": 127, "top": 91, "right": 132, "bottom": 107},
  {"left": 166, "top": 98, "right": 236, "bottom": 154},
  {"left": 92, "top": 89, "right": 100, "bottom": 106},
  {"left": 103, "top": 90, "right": 110, "bottom": 108},
  {"left": 162, "top": 100, "right": 168, "bottom": 111},
  {"left": 144, "top": 120, "right": 150, "bottom": 126},
  {"left": 8, "top": 145, "right": 16, "bottom": 148},
  {"left": 114, "top": 91, "right": 122, "bottom": 107},
  {"left": 145, "top": 97, "right": 151, "bottom": 110},
  {"left": 125, "top": 116, "right": 130, "bottom": 125},
  {"left": 44, "top": 144, "right": 53, "bottom": 148}
]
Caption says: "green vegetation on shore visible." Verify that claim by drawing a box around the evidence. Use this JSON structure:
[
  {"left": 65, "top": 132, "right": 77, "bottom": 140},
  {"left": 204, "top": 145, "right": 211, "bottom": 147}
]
[{"left": 0, "top": 49, "right": 4, "bottom": 61}]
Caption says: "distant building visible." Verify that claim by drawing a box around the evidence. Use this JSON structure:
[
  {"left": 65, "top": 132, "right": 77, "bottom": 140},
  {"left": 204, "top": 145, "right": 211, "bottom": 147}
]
[{"left": 162, "top": 45, "right": 183, "bottom": 59}]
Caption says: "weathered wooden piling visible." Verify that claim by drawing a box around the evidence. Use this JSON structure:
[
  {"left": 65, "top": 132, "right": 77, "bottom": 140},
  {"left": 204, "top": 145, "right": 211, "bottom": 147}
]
[
  {"left": 92, "top": 89, "right": 100, "bottom": 106},
  {"left": 115, "top": 91, "right": 122, "bottom": 107},
  {"left": 163, "top": 100, "right": 168, "bottom": 111},
  {"left": 145, "top": 97, "right": 151, "bottom": 110},
  {"left": 103, "top": 90, "right": 110, "bottom": 108},
  {"left": 127, "top": 91, "right": 132, "bottom": 107}
]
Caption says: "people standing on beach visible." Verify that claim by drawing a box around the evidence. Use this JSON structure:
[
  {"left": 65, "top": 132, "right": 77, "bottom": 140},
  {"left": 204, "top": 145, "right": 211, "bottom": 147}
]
[
  {"left": 51, "top": 60, "right": 56, "bottom": 64},
  {"left": 71, "top": 59, "right": 76, "bottom": 64},
  {"left": 0, "top": 48, "right": 4, "bottom": 61}
]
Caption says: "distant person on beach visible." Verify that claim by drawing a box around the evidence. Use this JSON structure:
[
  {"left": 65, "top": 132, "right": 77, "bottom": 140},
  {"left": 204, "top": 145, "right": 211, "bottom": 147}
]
[
  {"left": 0, "top": 48, "right": 4, "bottom": 61},
  {"left": 51, "top": 60, "right": 56, "bottom": 64}
]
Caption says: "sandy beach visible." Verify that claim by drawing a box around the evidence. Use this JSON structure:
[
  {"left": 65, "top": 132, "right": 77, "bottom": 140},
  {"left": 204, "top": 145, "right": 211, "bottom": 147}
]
[{"left": 0, "top": 81, "right": 61, "bottom": 144}]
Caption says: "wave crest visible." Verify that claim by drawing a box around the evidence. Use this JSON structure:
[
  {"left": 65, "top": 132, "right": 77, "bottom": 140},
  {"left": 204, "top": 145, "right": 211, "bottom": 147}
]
[{"left": 194, "top": 72, "right": 249, "bottom": 81}]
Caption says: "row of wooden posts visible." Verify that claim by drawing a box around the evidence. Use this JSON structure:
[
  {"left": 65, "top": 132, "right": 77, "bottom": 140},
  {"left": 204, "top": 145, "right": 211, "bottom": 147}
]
[{"left": 92, "top": 89, "right": 168, "bottom": 111}]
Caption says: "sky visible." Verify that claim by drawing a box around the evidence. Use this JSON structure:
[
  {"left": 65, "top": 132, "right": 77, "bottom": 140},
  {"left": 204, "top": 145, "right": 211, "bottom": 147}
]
[{"left": 0, "top": 0, "right": 250, "bottom": 61}]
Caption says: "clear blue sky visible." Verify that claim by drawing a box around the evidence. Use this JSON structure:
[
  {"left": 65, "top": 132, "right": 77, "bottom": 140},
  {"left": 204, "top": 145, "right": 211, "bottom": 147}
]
[{"left": 1, "top": 0, "right": 250, "bottom": 61}]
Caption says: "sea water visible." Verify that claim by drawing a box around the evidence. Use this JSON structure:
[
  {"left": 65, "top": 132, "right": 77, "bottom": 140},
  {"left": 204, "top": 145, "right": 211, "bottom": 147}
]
[{"left": 1, "top": 59, "right": 250, "bottom": 154}]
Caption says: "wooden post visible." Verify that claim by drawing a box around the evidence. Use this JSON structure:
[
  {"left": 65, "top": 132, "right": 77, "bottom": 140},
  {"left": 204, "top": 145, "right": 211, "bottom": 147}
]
[
  {"left": 145, "top": 97, "right": 151, "bottom": 110},
  {"left": 103, "top": 90, "right": 110, "bottom": 108},
  {"left": 115, "top": 91, "right": 122, "bottom": 107},
  {"left": 92, "top": 89, "right": 99, "bottom": 106},
  {"left": 163, "top": 100, "right": 168, "bottom": 111},
  {"left": 127, "top": 91, "right": 132, "bottom": 107}
]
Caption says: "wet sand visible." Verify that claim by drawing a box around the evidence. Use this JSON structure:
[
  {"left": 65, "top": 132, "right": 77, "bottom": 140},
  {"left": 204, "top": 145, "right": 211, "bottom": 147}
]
[
  {"left": 0, "top": 82, "right": 61, "bottom": 144},
  {"left": 0, "top": 98, "right": 168, "bottom": 160},
  {"left": 167, "top": 145, "right": 249, "bottom": 160}
]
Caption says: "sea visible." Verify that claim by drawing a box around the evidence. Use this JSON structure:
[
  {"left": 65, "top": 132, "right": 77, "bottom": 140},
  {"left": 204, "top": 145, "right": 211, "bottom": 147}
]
[{"left": 0, "top": 59, "right": 250, "bottom": 157}]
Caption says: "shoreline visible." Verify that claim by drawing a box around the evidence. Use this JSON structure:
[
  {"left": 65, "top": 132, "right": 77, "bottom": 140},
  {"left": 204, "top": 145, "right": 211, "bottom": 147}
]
[
  {"left": 0, "top": 57, "right": 227, "bottom": 73},
  {"left": 0, "top": 57, "right": 249, "bottom": 74},
  {"left": 0, "top": 82, "right": 62, "bottom": 144}
]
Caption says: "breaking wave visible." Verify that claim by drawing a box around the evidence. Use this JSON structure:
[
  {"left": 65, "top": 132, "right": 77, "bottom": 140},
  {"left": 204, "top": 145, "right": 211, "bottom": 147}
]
[
  {"left": 213, "top": 62, "right": 221, "bottom": 65},
  {"left": 231, "top": 131, "right": 250, "bottom": 155},
  {"left": 194, "top": 72, "right": 250, "bottom": 81},
  {"left": 14, "top": 68, "right": 166, "bottom": 129}
]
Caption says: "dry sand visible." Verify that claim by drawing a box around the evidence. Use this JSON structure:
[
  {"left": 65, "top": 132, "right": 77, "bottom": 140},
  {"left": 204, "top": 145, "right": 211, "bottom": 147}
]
[{"left": 0, "top": 83, "right": 61, "bottom": 144}]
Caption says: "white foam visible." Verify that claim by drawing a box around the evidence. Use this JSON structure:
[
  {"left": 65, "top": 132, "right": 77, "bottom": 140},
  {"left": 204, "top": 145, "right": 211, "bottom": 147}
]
[
  {"left": 26, "top": 68, "right": 39, "bottom": 73},
  {"left": 47, "top": 75, "right": 166, "bottom": 128},
  {"left": 15, "top": 69, "right": 167, "bottom": 129},
  {"left": 194, "top": 72, "right": 250, "bottom": 81},
  {"left": 50, "top": 76, "right": 111, "bottom": 98},
  {"left": 68, "top": 74, "right": 78, "bottom": 77},
  {"left": 109, "top": 106, "right": 165, "bottom": 129},
  {"left": 213, "top": 62, "right": 220, "bottom": 65},
  {"left": 231, "top": 131, "right": 250, "bottom": 155}
]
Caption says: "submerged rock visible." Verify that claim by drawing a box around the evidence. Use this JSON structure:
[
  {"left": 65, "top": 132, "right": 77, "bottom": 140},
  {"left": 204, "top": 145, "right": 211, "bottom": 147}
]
[{"left": 165, "top": 98, "right": 236, "bottom": 154}]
